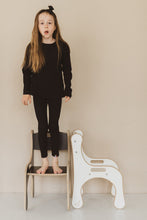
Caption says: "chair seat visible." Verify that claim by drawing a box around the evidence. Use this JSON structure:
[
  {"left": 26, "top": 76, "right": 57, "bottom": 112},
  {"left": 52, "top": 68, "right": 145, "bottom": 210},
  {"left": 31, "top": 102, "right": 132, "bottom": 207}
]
[{"left": 27, "top": 166, "right": 67, "bottom": 175}]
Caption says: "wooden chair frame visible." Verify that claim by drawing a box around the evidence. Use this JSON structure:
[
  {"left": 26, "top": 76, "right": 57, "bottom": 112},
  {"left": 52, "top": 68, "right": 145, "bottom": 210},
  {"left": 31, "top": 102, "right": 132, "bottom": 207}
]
[{"left": 24, "top": 129, "right": 72, "bottom": 210}]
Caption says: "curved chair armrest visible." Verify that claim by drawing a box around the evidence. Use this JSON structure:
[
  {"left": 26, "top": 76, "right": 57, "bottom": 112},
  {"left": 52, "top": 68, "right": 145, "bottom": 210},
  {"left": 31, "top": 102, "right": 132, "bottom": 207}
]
[{"left": 81, "top": 148, "right": 119, "bottom": 169}]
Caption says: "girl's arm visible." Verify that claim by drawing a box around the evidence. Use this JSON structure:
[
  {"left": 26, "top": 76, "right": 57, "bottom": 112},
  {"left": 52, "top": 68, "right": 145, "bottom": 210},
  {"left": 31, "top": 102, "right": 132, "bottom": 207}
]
[
  {"left": 62, "top": 43, "right": 72, "bottom": 98},
  {"left": 22, "top": 44, "right": 32, "bottom": 95}
]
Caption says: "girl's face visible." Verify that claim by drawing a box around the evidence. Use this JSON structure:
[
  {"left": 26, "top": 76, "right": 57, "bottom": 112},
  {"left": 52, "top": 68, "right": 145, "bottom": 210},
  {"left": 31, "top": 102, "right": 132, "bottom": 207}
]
[{"left": 38, "top": 12, "right": 56, "bottom": 40}]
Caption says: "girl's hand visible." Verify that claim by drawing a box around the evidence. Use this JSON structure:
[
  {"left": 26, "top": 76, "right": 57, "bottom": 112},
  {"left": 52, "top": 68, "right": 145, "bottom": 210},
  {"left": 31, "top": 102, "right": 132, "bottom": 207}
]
[
  {"left": 22, "top": 94, "right": 31, "bottom": 105},
  {"left": 65, "top": 96, "right": 70, "bottom": 102}
]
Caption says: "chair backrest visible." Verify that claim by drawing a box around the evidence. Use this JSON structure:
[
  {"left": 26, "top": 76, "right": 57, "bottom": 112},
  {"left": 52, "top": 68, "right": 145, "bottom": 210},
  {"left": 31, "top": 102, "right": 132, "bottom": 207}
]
[
  {"left": 32, "top": 131, "right": 68, "bottom": 150},
  {"left": 29, "top": 130, "right": 71, "bottom": 166}
]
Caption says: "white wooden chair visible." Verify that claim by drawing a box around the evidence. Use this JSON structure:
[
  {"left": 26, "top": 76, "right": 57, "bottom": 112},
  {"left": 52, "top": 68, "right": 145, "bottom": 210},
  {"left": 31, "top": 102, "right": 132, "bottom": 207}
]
[
  {"left": 24, "top": 129, "right": 72, "bottom": 210},
  {"left": 71, "top": 129, "right": 125, "bottom": 209}
]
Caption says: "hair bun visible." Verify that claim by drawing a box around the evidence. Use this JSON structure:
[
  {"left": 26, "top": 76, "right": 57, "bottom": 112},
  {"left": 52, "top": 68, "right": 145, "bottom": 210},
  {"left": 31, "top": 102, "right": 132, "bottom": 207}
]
[{"left": 48, "top": 5, "right": 54, "bottom": 11}]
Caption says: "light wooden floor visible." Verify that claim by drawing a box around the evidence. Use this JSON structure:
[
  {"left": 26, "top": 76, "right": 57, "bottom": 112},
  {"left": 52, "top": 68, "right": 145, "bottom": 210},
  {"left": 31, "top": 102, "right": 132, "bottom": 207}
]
[{"left": 0, "top": 193, "right": 147, "bottom": 220}]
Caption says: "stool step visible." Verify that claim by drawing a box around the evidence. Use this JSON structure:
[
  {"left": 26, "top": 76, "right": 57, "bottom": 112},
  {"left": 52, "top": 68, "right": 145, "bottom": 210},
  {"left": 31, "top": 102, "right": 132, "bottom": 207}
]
[{"left": 27, "top": 166, "right": 67, "bottom": 174}]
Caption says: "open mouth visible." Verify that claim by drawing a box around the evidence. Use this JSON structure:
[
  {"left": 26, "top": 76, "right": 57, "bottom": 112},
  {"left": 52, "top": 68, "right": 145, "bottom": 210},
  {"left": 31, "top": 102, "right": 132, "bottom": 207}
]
[{"left": 44, "top": 30, "right": 49, "bottom": 34}]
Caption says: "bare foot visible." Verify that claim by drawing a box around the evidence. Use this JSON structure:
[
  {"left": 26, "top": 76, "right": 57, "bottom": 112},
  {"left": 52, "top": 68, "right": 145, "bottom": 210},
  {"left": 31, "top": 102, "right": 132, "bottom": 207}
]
[
  {"left": 36, "top": 157, "right": 49, "bottom": 174},
  {"left": 52, "top": 156, "right": 63, "bottom": 174}
]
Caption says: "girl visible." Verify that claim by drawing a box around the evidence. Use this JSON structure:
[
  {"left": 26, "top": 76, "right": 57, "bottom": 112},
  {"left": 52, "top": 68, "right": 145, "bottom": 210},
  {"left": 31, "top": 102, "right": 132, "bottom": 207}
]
[{"left": 21, "top": 5, "right": 72, "bottom": 174}]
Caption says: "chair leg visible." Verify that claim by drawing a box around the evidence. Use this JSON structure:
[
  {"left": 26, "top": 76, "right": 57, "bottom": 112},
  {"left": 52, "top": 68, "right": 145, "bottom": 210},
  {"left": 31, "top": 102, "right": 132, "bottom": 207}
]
[
  {"left": 72, "top": 181, "right": 83, "bottom": 208},
  {"left": 24, "top": 174, "right": 29, "bottom": 210},
  {"left": 67, "top": 166, "right": 70, "bottom": 210},
  {"left": 31, "top": 176, "right": 34, "bottom": 197},
  {"left": 69, "top": 163, "right": 72, "bottom": 198},
  {"left": 81, "top": 187, "right": 84, "bottom": 194},
  {"left": 111, "top": 184, "right": 115, "bottom": 196},
  {"left": 106, "top": 168, "right": 125, "bottom": 209}
]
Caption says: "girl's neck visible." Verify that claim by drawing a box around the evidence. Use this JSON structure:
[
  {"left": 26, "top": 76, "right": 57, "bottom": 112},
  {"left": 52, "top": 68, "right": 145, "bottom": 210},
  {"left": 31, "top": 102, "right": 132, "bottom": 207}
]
[{"left": 42, "top": 37, "right": 56, "bottom": 44}]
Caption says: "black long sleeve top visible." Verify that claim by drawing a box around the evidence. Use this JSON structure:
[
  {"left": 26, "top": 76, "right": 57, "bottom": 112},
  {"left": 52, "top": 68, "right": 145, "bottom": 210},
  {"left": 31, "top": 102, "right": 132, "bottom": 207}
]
[{"left": 22, "top": 40, "right": 72, "bottom": 99}]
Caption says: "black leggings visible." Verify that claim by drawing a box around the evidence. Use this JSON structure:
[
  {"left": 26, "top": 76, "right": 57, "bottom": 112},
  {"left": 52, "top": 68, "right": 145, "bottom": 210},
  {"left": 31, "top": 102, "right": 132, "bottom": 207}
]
[{"left": 33, "top": 95, "right": 62, "bottom": 158}]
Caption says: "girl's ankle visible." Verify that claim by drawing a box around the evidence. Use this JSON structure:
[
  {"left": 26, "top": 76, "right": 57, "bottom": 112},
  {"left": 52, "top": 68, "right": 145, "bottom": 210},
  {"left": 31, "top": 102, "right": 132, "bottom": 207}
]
[
  {"left": 52, "top": 155, "right": 58, "bottom": 157},
  {"left": 42, "top": 157, "right": 49, "bottom": 164}
]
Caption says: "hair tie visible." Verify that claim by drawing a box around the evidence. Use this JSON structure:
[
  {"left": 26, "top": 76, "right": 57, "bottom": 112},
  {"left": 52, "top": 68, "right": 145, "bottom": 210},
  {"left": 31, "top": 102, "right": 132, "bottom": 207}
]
[{"left": 48, "top": 5, "right": 54, "bottom": 13}]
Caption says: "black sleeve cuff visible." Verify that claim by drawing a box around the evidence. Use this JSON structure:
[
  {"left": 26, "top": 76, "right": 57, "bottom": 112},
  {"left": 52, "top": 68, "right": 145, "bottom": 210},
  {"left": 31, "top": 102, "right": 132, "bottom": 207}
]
[{"left": 64, "top": 87, "right": 72, "bottom": 98}]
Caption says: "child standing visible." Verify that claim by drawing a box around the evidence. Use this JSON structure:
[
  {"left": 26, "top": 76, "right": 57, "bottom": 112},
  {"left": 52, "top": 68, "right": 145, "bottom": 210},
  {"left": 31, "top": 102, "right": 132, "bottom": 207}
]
[{"left": 21, "top": 5, "right": 72, "bottom": 174}]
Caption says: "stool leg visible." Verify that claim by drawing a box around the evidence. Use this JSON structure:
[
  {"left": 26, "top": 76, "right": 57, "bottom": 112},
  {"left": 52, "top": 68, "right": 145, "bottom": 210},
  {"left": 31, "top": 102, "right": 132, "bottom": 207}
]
[
  {"left": 111, "top": 184, "right": 115, "bottom": 196},
  {"left": 114, "top": 180, "right": 125, "bottom": 209},
  {"left": 108, "top": 168, "right": 125, "bottom": 209},
  {"left": 81, "top": 187, "right": 84, "bottom": 194},
  {"left": 72, "top": 182, "right": 83, "bottom": 208},
  {"left": 24, "top": 174, "right": 29, "bottom": 210},
  {"left": 67, "top": 165, "right": 70, "bottom": 210},
  {"left": 31, "top": 176, "right": 34, "bottom": 197},
  {"left": 69, "top": 161, "right": 72, "bottom": 198}
]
